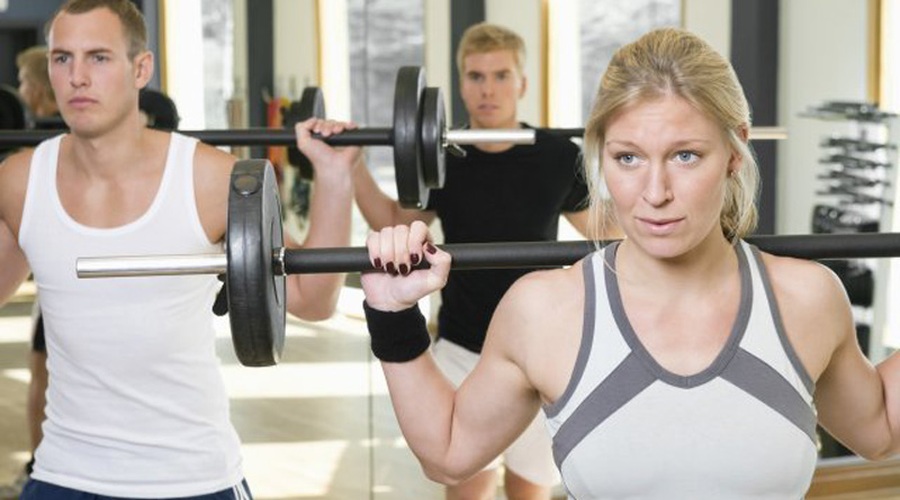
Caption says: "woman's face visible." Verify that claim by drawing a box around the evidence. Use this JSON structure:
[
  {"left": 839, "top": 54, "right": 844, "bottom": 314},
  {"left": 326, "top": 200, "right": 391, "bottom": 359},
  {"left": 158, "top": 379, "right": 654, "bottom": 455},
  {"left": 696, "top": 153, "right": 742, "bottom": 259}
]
[{"left": 602, "top": 94, "right": 740, "bottom": 259}]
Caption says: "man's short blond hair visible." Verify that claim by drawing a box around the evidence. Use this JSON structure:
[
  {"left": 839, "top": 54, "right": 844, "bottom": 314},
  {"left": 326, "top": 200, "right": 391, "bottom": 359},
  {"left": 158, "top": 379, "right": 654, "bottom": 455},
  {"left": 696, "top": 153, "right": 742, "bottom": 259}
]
[{"left": 456, "top": 22, "right": 526, "bottom": 76}]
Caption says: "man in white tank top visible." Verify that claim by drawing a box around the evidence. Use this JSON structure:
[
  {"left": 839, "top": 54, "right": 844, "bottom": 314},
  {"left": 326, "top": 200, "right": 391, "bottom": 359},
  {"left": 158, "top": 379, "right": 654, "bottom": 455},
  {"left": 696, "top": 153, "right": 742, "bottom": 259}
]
[{"left": 0, "top": 1, "right": 360, "bottom": 498}]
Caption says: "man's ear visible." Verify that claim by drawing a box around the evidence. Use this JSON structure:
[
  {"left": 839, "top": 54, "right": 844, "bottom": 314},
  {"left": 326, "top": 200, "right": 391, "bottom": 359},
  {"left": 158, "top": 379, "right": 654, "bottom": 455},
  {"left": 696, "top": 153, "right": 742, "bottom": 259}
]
[
  {"left": 519, "top": 74, "right": 527, "bottom": 99},
  {"left": 134, "top": 51, "right": 154, "bottom": 88}
]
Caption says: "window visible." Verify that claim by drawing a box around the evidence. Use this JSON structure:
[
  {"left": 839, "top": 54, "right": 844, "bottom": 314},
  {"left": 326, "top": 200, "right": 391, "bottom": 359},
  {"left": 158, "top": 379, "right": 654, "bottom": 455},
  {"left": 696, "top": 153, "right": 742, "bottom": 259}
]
[
  {"left": 348, "top": 0, "right": 425, "bottom": 176},
  {"left": 578, "top": 0, "right": 680, "bottom": 121}
]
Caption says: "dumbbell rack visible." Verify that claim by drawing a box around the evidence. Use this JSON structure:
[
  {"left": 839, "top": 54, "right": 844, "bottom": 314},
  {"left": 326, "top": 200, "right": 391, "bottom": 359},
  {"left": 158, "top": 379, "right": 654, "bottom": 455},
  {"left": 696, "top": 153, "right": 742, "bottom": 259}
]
[{"left": 802, "top": 101, "right": 899, "bottom": 458}]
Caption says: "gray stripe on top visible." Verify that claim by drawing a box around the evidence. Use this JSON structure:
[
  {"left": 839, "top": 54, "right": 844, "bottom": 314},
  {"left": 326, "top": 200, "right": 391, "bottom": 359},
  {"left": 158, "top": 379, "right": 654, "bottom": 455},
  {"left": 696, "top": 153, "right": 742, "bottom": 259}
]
[
  {"left": 551, "top": 351, "right": 656, "bottom": 468},
  {"left": 545, "top": 252, "right": 599, "bottom": 418},
  {"left": 748, "top": 245, "right": 816, "bottom": 395},
  {"left": 722, "top": 348, "right": 818, "bottom": 444}
]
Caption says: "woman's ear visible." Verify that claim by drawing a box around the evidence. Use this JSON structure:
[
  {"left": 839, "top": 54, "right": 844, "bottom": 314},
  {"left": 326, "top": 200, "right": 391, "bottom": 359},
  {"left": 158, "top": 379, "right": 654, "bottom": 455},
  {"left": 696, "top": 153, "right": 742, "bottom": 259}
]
[
  {"left": 728, "top": 125, "right": 749, "bottom": 176},
  {"left": 737, "top": 124, "right": 749, "bottom": 143}
]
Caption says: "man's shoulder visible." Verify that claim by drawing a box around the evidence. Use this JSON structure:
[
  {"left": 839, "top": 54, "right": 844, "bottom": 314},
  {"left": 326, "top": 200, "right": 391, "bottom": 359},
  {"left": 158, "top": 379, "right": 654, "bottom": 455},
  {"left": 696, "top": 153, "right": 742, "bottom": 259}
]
[{"left": 0, "top": 148, "right": 34, "bottom": 182}]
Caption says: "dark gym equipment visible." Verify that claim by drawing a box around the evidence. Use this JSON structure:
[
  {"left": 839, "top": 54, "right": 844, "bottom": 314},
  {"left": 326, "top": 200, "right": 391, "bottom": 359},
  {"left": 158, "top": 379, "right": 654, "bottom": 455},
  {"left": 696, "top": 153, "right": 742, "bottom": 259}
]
[
  {"left": 0, "top": 84, "right": 31, "bottom": 131},
  {"left": 0, "top": 84, "right": 31, "bottom": 159},
  {"left": 283, "top": 86, "right": 327, "bottom": 179},
  {"left": 139, "top": 88, "right": 181, "bottom": 130},
  {"left": 75, "top": 159, "right": 900, "bottom": 368}
]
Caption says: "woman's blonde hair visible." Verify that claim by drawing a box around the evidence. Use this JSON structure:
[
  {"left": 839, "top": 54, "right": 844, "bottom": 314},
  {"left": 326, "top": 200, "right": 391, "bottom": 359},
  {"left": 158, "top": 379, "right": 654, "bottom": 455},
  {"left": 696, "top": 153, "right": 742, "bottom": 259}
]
[{"left": 583, "top": 28, "right": 759, "bottom": 242}]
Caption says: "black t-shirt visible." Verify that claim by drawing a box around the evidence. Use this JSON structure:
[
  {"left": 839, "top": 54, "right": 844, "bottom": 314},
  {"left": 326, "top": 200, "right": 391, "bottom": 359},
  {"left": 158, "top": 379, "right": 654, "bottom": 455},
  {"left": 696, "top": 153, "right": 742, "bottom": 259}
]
[{"left": 426, "top": 124, "right": 586, "bottom": 353}]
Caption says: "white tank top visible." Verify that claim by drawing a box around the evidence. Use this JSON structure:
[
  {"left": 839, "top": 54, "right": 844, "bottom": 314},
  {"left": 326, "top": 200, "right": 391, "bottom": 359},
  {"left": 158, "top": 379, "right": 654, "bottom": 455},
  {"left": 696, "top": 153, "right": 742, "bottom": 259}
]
[
  {"left": 19, "top": 134, "right": 244, "bottom": 497},
  {"left": 543, "top": 241, "right": 818, "bottom": 499}
]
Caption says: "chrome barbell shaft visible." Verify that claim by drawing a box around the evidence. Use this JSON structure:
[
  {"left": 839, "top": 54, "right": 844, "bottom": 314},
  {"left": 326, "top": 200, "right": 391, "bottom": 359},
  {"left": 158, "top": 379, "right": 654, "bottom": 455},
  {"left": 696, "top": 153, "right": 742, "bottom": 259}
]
[
  {"left": 445, "top": 129, "right": 536, "bottom": 145},
  {"left": 77, "top": 254, "right": 227, "bottom": 278}
]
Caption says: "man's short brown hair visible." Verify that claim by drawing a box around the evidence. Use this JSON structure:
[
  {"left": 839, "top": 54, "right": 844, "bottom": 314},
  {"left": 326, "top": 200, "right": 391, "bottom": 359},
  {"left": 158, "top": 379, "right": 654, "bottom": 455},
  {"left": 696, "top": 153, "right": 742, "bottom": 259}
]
[
  {"left": 46, "top": 0, "right": 148, "bottom": 59},
  {"left": 456, "top": 22, "right": 526, "bottom": 76}
]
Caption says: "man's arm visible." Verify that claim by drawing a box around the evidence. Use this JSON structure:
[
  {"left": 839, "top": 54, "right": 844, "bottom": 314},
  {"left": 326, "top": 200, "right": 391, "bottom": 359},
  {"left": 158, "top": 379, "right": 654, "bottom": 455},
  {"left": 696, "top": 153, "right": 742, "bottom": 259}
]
[
  {"left": 0, "top": 153, "right": 33, "bottom": 305},
  {"left": 0, "top": 219, "right": 30, "bottom": 305},
  {"left": 282, "top": 119, "right": 359, "bottom": 320},
  {"left": 352, "top": 160, "right": 436, "bottom": 230}
]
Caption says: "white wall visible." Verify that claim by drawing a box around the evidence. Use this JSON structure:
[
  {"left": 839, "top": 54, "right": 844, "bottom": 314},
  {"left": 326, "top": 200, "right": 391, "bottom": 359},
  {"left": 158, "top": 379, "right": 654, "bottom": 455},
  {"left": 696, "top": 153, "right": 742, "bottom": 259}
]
[
  {"left": 316, "top": 1, "right": 351, "bottom": 119},
  {"left": 162, "top": 0, "right": 206, "bottom": 128},
  {"left": 683, "top": 0, "right": 731, "bottom": 56},
  {"left": 424, "top": 0, "right": 452, "bottom": 122},
  {"left": 273, "top": 0, "right": 319, "bottom": 101},
  {"left": 777, "top": 0, "right": 870, "bottom": 235}
]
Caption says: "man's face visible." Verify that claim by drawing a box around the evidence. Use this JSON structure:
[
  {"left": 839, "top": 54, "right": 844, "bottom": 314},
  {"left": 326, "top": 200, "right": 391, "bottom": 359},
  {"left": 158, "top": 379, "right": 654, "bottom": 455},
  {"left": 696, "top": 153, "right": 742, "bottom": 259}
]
[
  {"left": 460, "top": 49, "right": 525, "bottom": 130},
  {"left": 47, "top": 7, "right": 150, "bottom": 137}
]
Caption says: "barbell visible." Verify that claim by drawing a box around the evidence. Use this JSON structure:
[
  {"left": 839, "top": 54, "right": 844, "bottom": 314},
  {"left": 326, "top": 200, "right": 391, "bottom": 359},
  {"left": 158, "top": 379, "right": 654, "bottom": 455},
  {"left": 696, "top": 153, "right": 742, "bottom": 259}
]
[
  {"left": 542, "top": 126, "right": 789, "bottom": 141},
  {"left": 0, "top": 66, "right": 533, "bottom": 209},
  {"left": 76, "top": 158, "right": 900, "bottom": 367}
]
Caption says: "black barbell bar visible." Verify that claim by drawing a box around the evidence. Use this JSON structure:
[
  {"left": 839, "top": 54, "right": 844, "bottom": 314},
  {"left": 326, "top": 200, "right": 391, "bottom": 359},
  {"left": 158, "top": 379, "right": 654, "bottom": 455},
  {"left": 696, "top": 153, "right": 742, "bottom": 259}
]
[
  {"left": 0, "top": 67, "right": 532, "bottom": 210},
  {"left": 0, "top": 123, "right": 530, "bottom": 148}
]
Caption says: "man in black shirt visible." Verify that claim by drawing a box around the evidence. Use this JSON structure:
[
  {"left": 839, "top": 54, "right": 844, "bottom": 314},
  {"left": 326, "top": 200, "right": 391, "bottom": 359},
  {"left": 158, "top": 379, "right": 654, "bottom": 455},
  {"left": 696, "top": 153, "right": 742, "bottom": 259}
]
[{"left": 352, "top": 22, "right": 612, "bottom": 500}]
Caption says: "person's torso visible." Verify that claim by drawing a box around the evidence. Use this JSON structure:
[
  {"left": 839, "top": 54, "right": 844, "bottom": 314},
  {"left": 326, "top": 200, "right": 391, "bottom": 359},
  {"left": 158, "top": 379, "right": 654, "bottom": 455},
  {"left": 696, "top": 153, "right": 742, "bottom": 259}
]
[
  {"left": 18, "top": 133, "right": 243, "bottom": 498},
  {"left": 428, "top": 127, "right": 586, "bottom": 352},
  {"left": 544, "top": 241, "right": 818, "bottom": 499}
]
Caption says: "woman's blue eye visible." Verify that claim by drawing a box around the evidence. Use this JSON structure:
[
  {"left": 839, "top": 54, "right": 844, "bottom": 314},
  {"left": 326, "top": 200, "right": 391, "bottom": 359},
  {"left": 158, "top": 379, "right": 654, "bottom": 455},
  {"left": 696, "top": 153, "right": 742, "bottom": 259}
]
[{"left": 676, "top": 151, "right": 697, "bottom": 162}]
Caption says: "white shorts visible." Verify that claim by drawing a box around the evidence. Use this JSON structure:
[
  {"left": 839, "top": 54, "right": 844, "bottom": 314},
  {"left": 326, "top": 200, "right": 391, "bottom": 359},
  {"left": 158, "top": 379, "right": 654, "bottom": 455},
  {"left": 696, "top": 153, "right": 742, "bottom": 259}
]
[{"left": 431, "top": 338, "right": 560, "bottom": 487}]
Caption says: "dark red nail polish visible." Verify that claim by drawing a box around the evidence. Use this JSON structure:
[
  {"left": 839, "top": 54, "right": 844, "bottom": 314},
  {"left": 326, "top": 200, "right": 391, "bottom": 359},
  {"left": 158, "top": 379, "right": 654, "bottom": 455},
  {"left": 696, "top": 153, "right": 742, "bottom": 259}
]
[
  {"left": 426, "top": 243, "right": 437, "bottom": 255},
  {"left": 373, "top": 258, "right": 382, "bottom": 268},
  {"left": 410, "top": 254, "right": 420, "bottom": 265},
  {"left": 386, "top": 262, "right": 396, "bottom": 275}
]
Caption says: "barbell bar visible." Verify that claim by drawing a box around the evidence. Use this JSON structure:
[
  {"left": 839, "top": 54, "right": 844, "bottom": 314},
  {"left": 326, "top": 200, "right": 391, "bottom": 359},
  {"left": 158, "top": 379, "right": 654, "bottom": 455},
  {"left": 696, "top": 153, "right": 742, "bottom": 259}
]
[
  {"left": 542, "top": 126, "right": 789, "bottom": 141},
  {"left": 76, "top": 159, "right": 900, "bottom": 368},
  {"left": 0, "top": 124, "right": 529, "bottom": 148},
  {"left": 77, "top": 231, "right": 900, "bottom": 278},
  {"left": 0, "top": 66, "right": 532, "bottom": 210}
]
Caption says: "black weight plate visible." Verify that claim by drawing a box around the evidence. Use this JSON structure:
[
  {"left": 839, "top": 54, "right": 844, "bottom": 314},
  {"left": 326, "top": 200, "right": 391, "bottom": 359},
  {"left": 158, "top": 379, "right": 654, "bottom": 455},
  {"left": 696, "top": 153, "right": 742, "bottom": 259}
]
[
  {"left": 285, "top": 87, "right": 326, "bottom": 180},
  {"left": 226, "top": 159, "right": 286, "bottom": 367},
  {"left": 420, "top": 87, "right": 445, "bottom": 189},
  {"left": 393, "top": 66, "right": 429, "bottom": 209}
]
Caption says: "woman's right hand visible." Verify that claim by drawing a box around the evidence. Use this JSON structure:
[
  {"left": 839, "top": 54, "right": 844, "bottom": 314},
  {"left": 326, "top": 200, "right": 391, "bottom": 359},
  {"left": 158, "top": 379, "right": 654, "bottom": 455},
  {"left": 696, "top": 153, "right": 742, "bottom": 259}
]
[{"left": 360, "top": 220, "right": 451, "bottom": 312}]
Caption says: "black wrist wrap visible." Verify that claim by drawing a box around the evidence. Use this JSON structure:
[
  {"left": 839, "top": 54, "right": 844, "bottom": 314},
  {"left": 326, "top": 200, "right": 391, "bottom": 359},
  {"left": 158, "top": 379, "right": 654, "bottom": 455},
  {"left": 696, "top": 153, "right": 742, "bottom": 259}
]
[{"left": 363, "top": 301, "right": 431, "bottom": 362}]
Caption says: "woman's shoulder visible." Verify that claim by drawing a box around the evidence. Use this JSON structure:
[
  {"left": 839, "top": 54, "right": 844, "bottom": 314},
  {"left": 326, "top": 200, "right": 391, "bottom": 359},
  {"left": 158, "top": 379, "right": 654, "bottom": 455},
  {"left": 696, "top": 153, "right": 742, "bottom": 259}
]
[
  {"left": 758, "top": 251, "right": 845, "bottom": 300},
  {"left": 498, "top": 259, "right": 587, "bottom": 320},
  {"left": 758, "top": 250, "right": 852, "bottom": 335}
]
